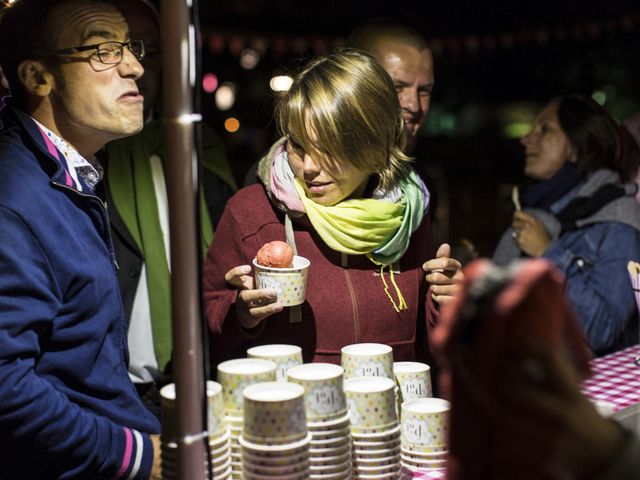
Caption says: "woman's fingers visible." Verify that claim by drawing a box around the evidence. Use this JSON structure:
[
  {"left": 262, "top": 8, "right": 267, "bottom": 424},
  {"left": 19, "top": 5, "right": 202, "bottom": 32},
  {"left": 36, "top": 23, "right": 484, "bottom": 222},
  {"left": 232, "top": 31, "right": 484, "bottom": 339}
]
[
  {"left": 235, "top": 288, "right": 282, "bottom": 329},
  {"left": 423, "top": 247, "right": 465, "bottom": 305},
  {"left": 239, "top": 288, "right": 278, "bottom": 309},
  {"left": 423, "top": 257, "right": 462, "bottom": 276},
  {"left": 224, "top": 265, "right": 254, "bottom": 290},
  {"left": 225, "top": 265, "right": 283, "bottom": 328},
  {"left": 512, "top": 211, "right": 535, "bottom": 230},
  {"left": 426, "top": 268, "right": 464, "bottom": 304}
]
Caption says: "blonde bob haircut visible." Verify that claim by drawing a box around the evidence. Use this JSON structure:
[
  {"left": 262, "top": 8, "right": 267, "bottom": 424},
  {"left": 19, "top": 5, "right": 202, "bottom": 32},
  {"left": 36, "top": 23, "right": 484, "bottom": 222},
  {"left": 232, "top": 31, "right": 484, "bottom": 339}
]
[{"left": 276, "top": 49, "right": 412, "bottom": 191}]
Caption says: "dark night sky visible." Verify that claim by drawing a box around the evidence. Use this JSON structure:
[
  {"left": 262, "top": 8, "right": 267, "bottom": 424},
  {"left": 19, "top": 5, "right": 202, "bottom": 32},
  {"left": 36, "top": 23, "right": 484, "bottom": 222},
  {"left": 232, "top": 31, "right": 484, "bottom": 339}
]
[
  {"left": 199, "top": 0, "right": 640, "bottom": 37},
  {"left": 191, "top": 0, "right": 640, "bottom": 254}
]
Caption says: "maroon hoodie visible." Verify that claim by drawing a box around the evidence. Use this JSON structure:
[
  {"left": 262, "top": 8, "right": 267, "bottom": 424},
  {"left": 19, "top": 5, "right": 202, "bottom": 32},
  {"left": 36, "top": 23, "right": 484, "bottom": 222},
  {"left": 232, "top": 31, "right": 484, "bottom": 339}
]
[{"left": 203, "top": 184, "right": 438, "bottom": 369}]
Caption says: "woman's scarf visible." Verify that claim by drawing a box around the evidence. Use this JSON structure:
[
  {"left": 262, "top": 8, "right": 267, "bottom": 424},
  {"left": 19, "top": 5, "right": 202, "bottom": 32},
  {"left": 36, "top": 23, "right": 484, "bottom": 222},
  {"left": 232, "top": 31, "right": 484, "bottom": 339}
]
[
  {"left": 493, "top": 168, "right": 640, "bottom": 266},
  {"left": 259, "top": 138, "right": 430, "bottom": 311},
  {"left": 520, "top": 163, "right": 582, "bottom": 210}
]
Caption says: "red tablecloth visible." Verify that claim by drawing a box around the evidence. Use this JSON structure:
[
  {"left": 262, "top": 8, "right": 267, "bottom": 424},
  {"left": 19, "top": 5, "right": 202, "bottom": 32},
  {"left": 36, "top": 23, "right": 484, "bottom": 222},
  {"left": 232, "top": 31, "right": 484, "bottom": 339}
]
[
  {"left": 406, "top": 344, "right": 640, "bottom": 479},
  {"left": 581, "top": 344, "right": 640, "bottom": 412},
  {"left": 403, "top": 466, "right": 446, "bottom": 479}
]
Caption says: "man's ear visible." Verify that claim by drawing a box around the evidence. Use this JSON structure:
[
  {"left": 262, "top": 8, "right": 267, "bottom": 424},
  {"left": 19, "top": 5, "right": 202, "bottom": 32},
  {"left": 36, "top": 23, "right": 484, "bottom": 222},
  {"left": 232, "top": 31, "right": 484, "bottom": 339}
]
[{"left": 16, "top": 60, "right": 55, "bottom": 97}]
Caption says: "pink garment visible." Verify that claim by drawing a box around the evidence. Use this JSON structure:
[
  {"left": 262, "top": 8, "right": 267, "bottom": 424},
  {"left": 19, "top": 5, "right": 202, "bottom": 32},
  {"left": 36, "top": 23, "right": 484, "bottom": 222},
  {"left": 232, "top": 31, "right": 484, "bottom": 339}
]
[
  {"left": 268, "top": 141, "right": 305, "bottom": 212},
  {"left": 433, "top": 258, "right": 592, "bottom": 480}
]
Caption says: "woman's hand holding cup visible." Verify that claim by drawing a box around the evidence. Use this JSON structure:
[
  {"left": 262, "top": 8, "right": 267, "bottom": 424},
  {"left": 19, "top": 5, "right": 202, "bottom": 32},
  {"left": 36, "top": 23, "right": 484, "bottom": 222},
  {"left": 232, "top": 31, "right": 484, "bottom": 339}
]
[{"left": 224, "top": 265, "right": 283, "bottom": 329}]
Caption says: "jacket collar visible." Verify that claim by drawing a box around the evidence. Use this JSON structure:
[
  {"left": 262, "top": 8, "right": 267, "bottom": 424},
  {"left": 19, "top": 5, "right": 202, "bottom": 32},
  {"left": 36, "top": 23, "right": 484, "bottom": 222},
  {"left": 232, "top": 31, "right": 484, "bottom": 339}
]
[
  {"left": 553, "top": 168, "right": 640, "bottom": 232},
  {"left": 1, "top": 105, "right": 80, "bottom": 189}
]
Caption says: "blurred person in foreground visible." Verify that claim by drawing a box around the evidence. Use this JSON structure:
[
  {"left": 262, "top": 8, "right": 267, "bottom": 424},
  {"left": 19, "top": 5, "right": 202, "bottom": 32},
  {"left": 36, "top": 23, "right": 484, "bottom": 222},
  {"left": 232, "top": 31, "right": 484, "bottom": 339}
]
[
  {"left": 0, "top": 0, "right": 160, "bottom": 477},
  {"left": 493, "top": 94, "right": 640, "bottom": 356},
  {"left": 103, "top": 0, "right": 237, "bottom": 419},
  {"left": 204, "top": 49, "right": 463, "bottom": 370},
  {"left": 434, "top": 258, "right": 639, "bottom": 480}
]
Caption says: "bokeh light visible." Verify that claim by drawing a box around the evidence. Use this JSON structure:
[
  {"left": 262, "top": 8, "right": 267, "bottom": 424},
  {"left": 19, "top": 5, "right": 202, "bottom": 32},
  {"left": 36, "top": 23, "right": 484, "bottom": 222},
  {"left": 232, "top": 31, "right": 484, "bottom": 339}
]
[
  {"left": 240, "top": 48, "right": 260, "bottom": 70},
  {"left": 202, "top": 73, "right": 218, "bottom": 93},
  {"left": 269, "top": 75, "right": 293, "bottom": 93},
  {"left": 224, "top": 117, "right": 240, "bottom": 133},
  {"left": 215, "top": 83, "right": 236, "bottom": 111},
  {"left": 592, "top": 90, "right": 607, "bottom": 105}
]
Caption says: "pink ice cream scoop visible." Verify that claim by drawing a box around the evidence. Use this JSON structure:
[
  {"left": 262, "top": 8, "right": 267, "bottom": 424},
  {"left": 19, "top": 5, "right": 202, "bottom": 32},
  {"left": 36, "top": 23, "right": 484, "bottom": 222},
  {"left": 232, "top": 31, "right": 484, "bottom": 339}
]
[{"left": 256, "top": 241, "right": 294, "bottom": 268}]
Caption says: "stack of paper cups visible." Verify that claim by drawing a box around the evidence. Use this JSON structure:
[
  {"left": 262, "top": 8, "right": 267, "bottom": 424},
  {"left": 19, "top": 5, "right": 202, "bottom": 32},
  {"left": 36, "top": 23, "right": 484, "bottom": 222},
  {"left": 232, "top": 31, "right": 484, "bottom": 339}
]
[
  {"left": 246, "top": 344, "right": 303, "bottom": 381},
  {"left": 287, "top": 363, "right": 351, "bottom": 479},
  {"left": 240, "top": 382, "right": 312, "bottom": 480},
  {"left": 217, "top": 358, "right": 277, "bottom": 478},
  {"left": 393, "top": 362, "right": 432, "bottom": 418},
  {"left": 159, "top": 381, "right": 232, "bottom": 479},
  {"left": 400, "top": 398, "right": 450, "bottom": 472},
  {"left": 345, "top": 376, "right": 401, "bottom": 479},
  {"left": 341, "top": 343, "right": 394, "bottom": 380}
]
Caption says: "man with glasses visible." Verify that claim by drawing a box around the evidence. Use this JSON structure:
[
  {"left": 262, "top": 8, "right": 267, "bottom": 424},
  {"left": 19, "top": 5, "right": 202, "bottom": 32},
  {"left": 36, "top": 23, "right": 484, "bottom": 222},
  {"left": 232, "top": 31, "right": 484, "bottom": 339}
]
[{"left": 0, "top": 0, "right": 160, "bottom": 478}]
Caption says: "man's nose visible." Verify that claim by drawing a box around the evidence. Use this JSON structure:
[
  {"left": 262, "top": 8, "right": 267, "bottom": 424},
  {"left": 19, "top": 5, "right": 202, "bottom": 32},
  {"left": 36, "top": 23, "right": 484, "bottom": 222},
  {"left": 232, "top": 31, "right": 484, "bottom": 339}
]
[
  {"left": 117, "top": 48, "right": 144, "bottom": 80},
  {"left": 401, "top": 88, "right": 420, "bottom": 113}
]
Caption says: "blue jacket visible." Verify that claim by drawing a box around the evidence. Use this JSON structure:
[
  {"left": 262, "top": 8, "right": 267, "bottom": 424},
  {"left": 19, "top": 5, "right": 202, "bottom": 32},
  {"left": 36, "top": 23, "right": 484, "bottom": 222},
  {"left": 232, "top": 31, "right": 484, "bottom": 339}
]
[
  {"left": 494, "top": 170, "right": 640, "bottom": 355},
  {"left": 0, "top": 107, "right": 160, "bottom": 479},
  {"left": 544, "top": 222, "right": 640, "bottom": 355}
]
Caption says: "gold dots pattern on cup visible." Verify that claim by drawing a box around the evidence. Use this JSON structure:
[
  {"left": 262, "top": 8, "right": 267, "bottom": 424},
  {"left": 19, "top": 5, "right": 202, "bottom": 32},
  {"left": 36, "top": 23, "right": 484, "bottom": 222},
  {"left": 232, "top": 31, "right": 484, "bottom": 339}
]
[
  {"left": 344, "top": 376, "right": 398, "bottom": 431},
  {"left": 401, "top": 398, "right": 450, "bottom": 449}
]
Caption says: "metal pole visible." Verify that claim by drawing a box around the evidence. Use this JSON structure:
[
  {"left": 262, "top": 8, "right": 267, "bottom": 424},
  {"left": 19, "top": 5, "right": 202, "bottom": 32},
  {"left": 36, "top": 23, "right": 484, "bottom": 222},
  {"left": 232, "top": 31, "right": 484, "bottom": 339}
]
[{"left": 161, "top": 0, "right": 207, "bottom": 478}]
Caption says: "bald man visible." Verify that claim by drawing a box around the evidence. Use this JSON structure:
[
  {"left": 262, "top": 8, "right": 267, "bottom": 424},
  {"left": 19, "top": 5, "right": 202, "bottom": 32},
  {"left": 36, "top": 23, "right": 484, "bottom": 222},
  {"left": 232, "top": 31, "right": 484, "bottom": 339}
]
[
  {"left": 346, "top": 19, "right": 446, "bottom": 235},
  {"left": 347, "top": 20, "right": 479, "bottom": 266},
  {"left": 346, "top": 19, "right": 434, "bottom": 153}
]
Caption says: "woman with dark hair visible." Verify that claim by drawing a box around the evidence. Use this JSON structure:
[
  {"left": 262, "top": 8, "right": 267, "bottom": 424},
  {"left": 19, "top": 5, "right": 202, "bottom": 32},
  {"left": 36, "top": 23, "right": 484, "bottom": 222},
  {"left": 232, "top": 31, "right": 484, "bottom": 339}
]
[{"left": 493, "top": 94, "right": 640, "bottom": 356}]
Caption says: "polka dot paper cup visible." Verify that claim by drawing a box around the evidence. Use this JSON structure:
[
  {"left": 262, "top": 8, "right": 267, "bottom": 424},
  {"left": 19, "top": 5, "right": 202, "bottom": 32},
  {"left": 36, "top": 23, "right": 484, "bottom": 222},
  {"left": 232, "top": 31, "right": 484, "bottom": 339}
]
[
  {"left": 216, "top": 358, "right": 277, "bottom": 415},
  {"left": 203, "top": 381, "right": 228, "bottom": 437},
  {"left": 242, "top": 448, "right": 308, "bottom": 467},
  {"left": 287, "top": 363, "right": 347, "bottom": 421},
  {"left": 352, "top": 436, "right": 401, "bottom": 450},
  {"left": 242, "top": 382, "right": 308, "bottom": 445},
  {"left": 159, "top": 383, "right": 178, "bottom": 441},
  {"left": 401, "top": 445, "right": 448, "bottom": 460},
  {"left": 344, "top": 376, "right": 397, "bottom": 433},
  {"left": 160, "top": 381, "right": 227, "bottom": 440},
  {"left": 309, "top": 459, "right": 351, "bottom": 476},
  {"left": 393, "top": 362, "right": 432, "bottom": 402},
  {"left": 247, "top": 344, "right": 303, "bottom": 381},
  {"left": 307, "top": 411, "right": 350, "bottom": 431},
  {"left": 400, "top": 453, "right": 447, "bottom": 471},
  {"left": 341, "top": 343, "right": 394, "bottom": 380},
  {"left": 243, "top": 457, "right": 310, "bottom": 476},
  {"left": 400, "top": 398, "right": 450, "bottom": 450},
  {"left": 253, "top": 256, "right": 310, "bottom": 307}
]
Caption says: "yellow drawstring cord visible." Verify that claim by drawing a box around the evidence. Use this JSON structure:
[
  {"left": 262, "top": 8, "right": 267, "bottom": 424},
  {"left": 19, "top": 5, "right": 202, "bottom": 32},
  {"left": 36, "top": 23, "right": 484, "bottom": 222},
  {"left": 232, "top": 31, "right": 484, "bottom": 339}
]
[{"left": 379, "top": 264, "right": 408, "bottom": 312}]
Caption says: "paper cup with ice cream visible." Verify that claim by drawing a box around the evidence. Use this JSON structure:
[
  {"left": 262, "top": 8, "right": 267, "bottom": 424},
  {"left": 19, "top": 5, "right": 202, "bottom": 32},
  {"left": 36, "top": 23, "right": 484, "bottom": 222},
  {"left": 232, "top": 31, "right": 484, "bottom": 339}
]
[{"left": 253, "top": 241, "right": 310, "bottom": 307}]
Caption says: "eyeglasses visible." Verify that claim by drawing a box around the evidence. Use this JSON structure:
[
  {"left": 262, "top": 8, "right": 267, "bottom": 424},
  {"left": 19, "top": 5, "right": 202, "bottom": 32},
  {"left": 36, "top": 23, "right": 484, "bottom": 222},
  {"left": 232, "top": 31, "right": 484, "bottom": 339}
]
[{"left": 46, "top": 39, "right": 146, "bottom": 65}]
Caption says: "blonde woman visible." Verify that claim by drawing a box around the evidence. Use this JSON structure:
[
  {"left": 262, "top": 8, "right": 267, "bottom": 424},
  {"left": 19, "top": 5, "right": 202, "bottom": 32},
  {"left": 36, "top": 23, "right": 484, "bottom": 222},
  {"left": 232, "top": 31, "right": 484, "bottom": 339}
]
[{"left": 204, "top": 49, "right": 462, "bottom": 370}]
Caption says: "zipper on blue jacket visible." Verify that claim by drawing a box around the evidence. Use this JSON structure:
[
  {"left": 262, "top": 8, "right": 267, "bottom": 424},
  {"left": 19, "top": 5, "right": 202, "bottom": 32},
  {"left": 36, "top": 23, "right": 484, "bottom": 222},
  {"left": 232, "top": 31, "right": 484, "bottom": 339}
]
[{"left": 50, "top": 181, "right": 119, "bottom": 270}]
